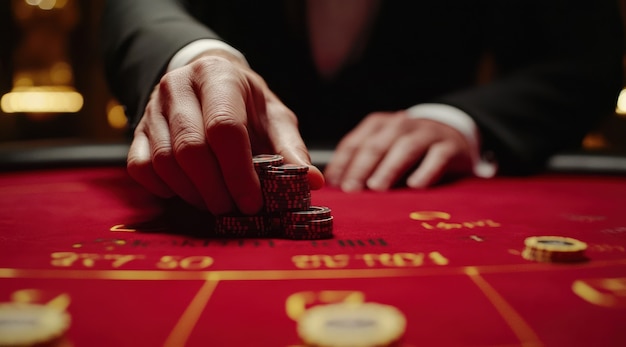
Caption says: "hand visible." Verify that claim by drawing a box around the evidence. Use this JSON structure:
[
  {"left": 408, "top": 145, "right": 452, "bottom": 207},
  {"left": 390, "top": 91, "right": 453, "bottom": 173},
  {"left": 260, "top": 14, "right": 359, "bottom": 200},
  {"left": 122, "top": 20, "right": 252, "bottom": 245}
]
[
  {"left": 127, "top": 51, "right": 324, "bottom": 214},
  {"left": 324, "top": 111, "right": 473, "bottom": 192}
]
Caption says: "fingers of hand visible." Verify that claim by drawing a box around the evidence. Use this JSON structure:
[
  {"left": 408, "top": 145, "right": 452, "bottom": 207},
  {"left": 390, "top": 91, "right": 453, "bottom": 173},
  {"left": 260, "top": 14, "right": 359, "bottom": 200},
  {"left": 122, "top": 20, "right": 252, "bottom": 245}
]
[
  {"left": 276, "top": 140, "right": 325, "bottom": 190},
  {"left": 195, "top": 58, "right": 264, "bottom": 214},
  {"left": 325, "top": 114, "right": 389, "bottom": 190},
  {"left": 263, "top": 100, "right": 325, "bottom": 190},
  {"left": 329, "top": 116, "right": 474, "bottom": 192},
  {"left": 366, "top": 134, "right": 428, "bottom": 191},
  {"left": 127, "top": 129, "right": 175, "bottom": 198},
  {"left": 406, "top": 141, "right": 457, "bottom": 189},
  {"left": 407, "top": 133, "right": 475, "bottom": 188},
  {"left": 135, "top": 105, "right": 206, "bottom": 209}
]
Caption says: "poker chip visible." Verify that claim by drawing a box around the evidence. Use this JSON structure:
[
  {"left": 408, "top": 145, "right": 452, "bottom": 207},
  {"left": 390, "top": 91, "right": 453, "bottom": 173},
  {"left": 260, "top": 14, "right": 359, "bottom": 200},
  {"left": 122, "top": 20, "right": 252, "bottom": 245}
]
[
  {"left": 264, "top": 163, "right": 310, "bottom": 174},
  {"left": 0, "top": 302, "right": 71, "bottom": 346},
  {"left": 297, "top": 302, "right": 406, "bottom": 347},
  {"left": 522, "top": 236, "right": 588, "bottom": 263},
  {"left": 213, "top": 154, "right": 334, "bottom": 240},
  {"left": 253, "top": 154, "right": 284, "bottom": 172},
  {"left": 282, "top": 206, "right": 333, "bottom": 224},
  {"left": 214, "top": 214, "right": 272, "bottom": 238}
]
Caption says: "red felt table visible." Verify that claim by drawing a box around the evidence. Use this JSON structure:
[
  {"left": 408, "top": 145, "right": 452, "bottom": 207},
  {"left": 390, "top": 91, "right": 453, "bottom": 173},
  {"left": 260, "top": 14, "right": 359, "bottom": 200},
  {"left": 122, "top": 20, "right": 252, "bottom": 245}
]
[{"left": 1, "top": 165, "right": 626, "bottom": 346}]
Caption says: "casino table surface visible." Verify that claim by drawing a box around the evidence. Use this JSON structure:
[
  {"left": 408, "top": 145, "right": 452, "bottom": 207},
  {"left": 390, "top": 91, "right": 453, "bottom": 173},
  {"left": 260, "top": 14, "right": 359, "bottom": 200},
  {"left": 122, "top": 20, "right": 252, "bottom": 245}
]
[{"left": 1, "top": 143, "right": 626, "bottom": 347}]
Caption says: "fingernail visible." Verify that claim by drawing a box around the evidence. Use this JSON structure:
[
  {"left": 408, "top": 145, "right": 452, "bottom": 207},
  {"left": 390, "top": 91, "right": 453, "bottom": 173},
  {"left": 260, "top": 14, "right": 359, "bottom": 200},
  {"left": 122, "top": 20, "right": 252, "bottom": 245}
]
[
  {"left": 366, "top": 177, "right": 385, "bottom": 191},
  {"left": 307, "top": 167, "right": 326, "bottom": 190},
  {"left": 341, "top": 180, "right": 363, "bottom": 192},
  {"left": 407, "top": 177, "right": 425, "bottom": 189}
]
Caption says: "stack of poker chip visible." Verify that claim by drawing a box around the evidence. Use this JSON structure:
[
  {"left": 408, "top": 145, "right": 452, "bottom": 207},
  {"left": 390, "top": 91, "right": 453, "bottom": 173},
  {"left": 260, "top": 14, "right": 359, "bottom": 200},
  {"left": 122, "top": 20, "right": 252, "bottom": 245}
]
[
  {"left": 214, "top": 154, "right": 333, "bottom": 240},
  {"left": 261, "top": 163, "right": 312, "bottom": 213},
  {"left": 522, "top": 236, "right": 588, "bottom": 263}
]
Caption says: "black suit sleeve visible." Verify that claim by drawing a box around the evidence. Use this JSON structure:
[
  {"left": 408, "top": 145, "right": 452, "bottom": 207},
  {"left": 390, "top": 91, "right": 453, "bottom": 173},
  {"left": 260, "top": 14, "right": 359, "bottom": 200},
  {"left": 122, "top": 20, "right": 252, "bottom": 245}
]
[
  {"left": 438, "top": 0, "right": 623, "bottom": 172},
  {"left": 101, "top": 0, "right": 220, "bottom": 127}
]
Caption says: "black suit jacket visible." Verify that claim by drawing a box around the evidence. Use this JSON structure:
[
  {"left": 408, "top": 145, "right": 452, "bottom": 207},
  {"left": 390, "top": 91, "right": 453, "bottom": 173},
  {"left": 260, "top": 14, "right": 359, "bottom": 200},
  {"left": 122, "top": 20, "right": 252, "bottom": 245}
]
[{"left": 102, "top": 0, "right": 623, "bottom": 172}]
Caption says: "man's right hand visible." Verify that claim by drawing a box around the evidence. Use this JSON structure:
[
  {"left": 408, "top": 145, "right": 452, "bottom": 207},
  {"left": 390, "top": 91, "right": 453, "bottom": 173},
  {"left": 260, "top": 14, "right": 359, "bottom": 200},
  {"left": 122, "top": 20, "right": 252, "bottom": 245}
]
[{"left": 126, "top": 52, "right": 324, "bottom": 215}]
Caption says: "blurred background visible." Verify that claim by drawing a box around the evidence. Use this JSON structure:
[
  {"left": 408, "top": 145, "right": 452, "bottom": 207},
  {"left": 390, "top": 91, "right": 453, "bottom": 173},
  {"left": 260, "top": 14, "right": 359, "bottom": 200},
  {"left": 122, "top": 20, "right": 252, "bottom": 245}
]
[
  {"left": 0, "top": 0, "right": 625, "bottom": 154},
  {"left": 0, "top": 0, "right": 125, "bottom": 146}
]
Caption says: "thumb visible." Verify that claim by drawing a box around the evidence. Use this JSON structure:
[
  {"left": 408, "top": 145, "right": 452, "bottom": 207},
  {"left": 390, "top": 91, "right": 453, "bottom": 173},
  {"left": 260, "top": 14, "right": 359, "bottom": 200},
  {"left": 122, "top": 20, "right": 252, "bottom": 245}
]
[
  {"left": 260, "top": 89, "right": 325, "bottom": 189},
  {"left": 277, "top": 139, "right": 325, "bottom": 190},
  {"left": 268, "top": 118, "right": 325, "bottom": 190}
]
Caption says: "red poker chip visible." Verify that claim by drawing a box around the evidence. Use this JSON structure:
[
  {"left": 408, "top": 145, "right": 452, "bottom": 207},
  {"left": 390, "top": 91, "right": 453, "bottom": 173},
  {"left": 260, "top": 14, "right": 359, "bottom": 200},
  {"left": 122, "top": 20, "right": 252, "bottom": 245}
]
[
  {"left": 283, "top": 206, "right": 332, "bottom": 222},
  {"left": 265, "top": 163, "right": 309, "bottom": 173},
  {"left": 266, "top": 206, "right": 312, "bottom": 213},
  {"left": 264, "top": 195, "right": 312, "bottom": 201},
  {"left": 260, "top": 173, "right": 309, "bottom": 180},
  {"left": 281, "top": 224, "right": 333, "bottom": 240},
  {"left": 214, "top": 153, "right": 332, "bottom": 239},
  {"left": 265, "top": 200, "right": 311, "bottom": 207},
  {"left": 265, "top": 197, "right": 310, "bottom": 202},
  {"left": 214, "top": 229, "right": 272, "bottom": 238},
  {"left": 262, "top": 181, "right": 310, "bottom": 188},
  {"left": 253, "top": 154, "right": 284, "bottom": 167}
]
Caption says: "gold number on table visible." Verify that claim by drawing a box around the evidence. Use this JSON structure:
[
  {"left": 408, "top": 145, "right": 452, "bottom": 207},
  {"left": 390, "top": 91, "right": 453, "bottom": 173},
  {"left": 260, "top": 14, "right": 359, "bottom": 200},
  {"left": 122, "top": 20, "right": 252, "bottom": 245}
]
[
  {"left": 156, "top": 255, "right": 214, "bottom": 270},
  {"left": 291, "top": 254, "right": 350, "bottom": 269},
  {"left": 179, "top": 256, "right": 214, "bottom": 270},
  {"left": 573, "top": 277, "right": 626, "bottom": 308},
  {"left": 50, "top": 252, "right": 79, "bottom": 267},
  {"left": 103, "top": 254, "right": 144, "bottom": 268}
]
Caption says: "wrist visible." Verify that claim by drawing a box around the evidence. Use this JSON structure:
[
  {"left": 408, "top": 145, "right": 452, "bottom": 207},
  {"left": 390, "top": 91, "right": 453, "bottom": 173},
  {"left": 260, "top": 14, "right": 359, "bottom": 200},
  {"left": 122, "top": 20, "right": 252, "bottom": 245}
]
[
  {"left": 191, "top": 48, "right": 250, "bottom": 69},
  {"left": 167, "top": 39, "right": 249, "bottom": 72}
]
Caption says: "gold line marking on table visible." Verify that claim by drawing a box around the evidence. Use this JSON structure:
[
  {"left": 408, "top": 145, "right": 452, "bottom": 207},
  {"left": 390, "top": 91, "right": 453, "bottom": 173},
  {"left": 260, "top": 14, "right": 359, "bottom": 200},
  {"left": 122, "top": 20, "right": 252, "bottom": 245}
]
[
  {"left": 1, "top": 258, "right": 625, "bottom": 281},
  {"left": 163, "top": 273, "right": 220, "bottom": 347},
  {"left": 465, "top": 267, "right": 542, "bottom": 347}
]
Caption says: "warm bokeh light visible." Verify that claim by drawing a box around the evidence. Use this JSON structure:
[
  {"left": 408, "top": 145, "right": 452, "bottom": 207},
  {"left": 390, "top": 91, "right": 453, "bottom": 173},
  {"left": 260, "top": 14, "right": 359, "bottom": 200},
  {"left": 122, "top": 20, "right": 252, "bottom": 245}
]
[
  {"left": 1, "top": 86, "right": 83, "bottom": 113},
  {"left": 582, "top": 133, "right": 609, "bottom": 150},
  {"left": 13, "top": 74, "right": 34, "bottom": 87},
  {"left": 49, "top": 62, "right": 73, "bottom": 85},
  {"left": 616, "top": 88, "right": 626, "bottom": 116},
  {"left": 106, "top": 100, "right": 128, "bottom": 129},
  {"left": 24, "top": 0, "right": 67, "bottom": 10}
]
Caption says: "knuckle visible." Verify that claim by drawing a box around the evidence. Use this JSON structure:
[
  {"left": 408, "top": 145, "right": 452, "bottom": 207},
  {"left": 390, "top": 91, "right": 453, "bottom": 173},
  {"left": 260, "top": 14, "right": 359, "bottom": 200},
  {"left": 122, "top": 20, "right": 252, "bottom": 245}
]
[
  {"left": 126, "top": 156, "right": 151, "bottom": 180},
  {"left": 192, "top": 55, "right": 231, "bottom": 71},
  {"left": 158, "top": 71, "right": 193, "bottom": 101},
  {"left": 206, "top": 113, "right": 245, "bottom": 142},
  {"left": 207, "top": 113, "right": 239, "bottom": 130},
  {"left": 158, "top": 73, "right": 177, "bottom": 94},
  {"left": 337, "top": 135, "right": 360, "bottom": 152},
  {"left": 151, "top": 140, "right": 173, "bottom": 160},
  {"left": 361, "top": 137, "right": 389, "bottom": 155},
  {"left": 362, "top": 113, "right": 382, "bottom": 126},
  {"left": 172, "top": 133, "right": 205, "bottom": 157},
  {"left": 431, "top": 142, "right": 456, "bottom": 161},
  {"left": 270, "top": 103, "right": 298, "bottom": 123},
  {"left": 191, "top": 56, "right": 244, "bottom": 85}
]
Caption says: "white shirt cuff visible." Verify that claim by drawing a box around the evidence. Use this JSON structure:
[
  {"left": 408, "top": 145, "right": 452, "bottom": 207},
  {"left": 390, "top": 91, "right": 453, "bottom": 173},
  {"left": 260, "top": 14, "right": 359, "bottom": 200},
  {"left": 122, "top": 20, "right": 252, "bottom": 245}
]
[
  {"left": 406, "top": 103, "right": 497, "bottom": 178},
  {"left": 167, "top": 39, "right": 248, "bottom": 72}
]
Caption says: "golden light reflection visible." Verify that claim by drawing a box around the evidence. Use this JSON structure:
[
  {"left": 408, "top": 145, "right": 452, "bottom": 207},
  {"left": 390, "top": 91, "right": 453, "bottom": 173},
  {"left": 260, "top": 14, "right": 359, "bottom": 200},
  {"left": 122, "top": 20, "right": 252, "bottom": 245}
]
[
  {"left": 582, "top": 132, "right": 608, "bottom": 149},
  {"left": 616, "top": 88, "right": 626, "bottom": 116},
  {"left": 49, "top": 62, "right": 73, "bottom": 85},
  {"left": 1, "top": 86, "right": 83, "bottom": 113},
  {"left": 24, "top": 0, "right": 67, "bottom": 10},
  {"left": 106, "top": 100, "right": 128, "bottom": 129}
]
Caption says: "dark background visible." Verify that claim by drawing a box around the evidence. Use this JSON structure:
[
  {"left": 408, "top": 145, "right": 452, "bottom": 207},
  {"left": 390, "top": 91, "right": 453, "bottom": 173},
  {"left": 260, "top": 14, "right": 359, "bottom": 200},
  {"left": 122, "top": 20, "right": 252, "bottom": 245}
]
[{"left": 1, "top": 0, "right": 625, "bottom": 152}]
